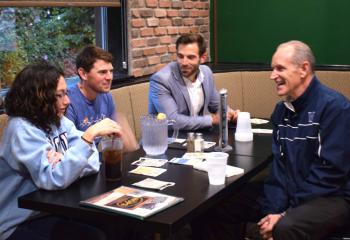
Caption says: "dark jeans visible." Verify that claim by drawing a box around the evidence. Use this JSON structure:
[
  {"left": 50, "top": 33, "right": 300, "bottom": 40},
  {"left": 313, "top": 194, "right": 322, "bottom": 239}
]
[
  {"left": 7, "top": 215, "right": 106, "bottom": 240},
  {"left": 191, "top": 180, "right": 350, "bottom": 240},
  {"left": 274, "top": 197, "right": 350, "bottom": 240},
  {"left": 8, "top": 214, "right": 152, "bottom": 240}
]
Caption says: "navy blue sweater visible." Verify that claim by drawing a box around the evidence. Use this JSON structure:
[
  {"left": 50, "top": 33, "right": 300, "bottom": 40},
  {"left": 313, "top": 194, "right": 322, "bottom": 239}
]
[{"left": 262, "top": 76, "right": 350, "bottom": 214}]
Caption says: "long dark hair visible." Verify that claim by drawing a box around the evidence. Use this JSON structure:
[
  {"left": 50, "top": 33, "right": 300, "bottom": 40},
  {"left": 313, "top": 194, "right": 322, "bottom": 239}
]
[{"left": 5, "top": 63, "right": 64, "bottom": 133}]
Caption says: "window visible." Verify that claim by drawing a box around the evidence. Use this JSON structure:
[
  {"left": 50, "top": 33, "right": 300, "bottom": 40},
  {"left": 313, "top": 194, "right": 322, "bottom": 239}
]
[
  {"left": 0, "top": 7, "right": 95, "bottom": 88},
  {"left": 0, "top": 1, "right": 126, "bottom": 89}
]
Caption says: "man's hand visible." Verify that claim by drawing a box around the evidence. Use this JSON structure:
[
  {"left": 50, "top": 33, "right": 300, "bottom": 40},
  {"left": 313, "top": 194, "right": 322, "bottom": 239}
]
[
  {"left": 227, "top": 107, "right": 240, "bottom": 122},
  {"left": 211, "top": 113, "right": 220, "bottom": 125},
  {"left": 257, "top": 214, "right": 283, "bottom": 240},
  {"left": 212, "top": 107, "right": 239, "bottom": 125}
]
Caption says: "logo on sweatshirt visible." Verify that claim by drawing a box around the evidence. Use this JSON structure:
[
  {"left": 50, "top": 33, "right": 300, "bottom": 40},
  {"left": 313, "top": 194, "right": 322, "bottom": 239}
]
[{"left": 308, "top": 111, "right": 316, "bottom": 122}]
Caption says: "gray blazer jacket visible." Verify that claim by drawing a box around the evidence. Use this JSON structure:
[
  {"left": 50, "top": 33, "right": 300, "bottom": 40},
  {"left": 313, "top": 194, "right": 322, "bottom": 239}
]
[{"left": 148, "top": 62, "right": 220, "bottom": 130}]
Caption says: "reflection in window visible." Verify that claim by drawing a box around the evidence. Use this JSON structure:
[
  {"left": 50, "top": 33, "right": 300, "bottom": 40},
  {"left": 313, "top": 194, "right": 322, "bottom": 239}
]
[{"left": 0, "top": 7, "right": 95, "bottom": 88}]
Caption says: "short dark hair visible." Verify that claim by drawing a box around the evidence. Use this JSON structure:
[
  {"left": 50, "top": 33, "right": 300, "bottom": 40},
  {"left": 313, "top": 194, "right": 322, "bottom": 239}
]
[
  {"left": 176, "top": 33, "right": 207, "bottom": 56},
  {"left": 76, "top": 45, "right": 113, "bottom": 73},
  {"left": 5, "top": 63, "right": 64, "bottom": 133}
]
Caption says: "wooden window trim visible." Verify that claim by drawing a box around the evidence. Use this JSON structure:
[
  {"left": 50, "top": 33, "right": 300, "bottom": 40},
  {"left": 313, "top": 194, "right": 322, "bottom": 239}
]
[{"left": 0, "top": 1, "right": 120, "bottom": 7}]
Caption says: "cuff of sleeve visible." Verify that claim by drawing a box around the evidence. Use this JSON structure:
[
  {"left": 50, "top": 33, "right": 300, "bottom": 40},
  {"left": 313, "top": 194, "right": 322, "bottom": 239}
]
[{"left": 204, "top": 114, "right": 213, "bottom": 127}]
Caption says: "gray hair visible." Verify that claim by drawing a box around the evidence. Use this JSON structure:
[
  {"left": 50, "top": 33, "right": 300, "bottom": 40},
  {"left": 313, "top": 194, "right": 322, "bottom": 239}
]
[{"left": 277, "top": 40, "right": 315, "bottom": 73}]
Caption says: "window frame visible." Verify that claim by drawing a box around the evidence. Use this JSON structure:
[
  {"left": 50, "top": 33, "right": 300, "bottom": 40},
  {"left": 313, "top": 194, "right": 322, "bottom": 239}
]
[
  {"left": 0, "top": 1, "right": 128, "bottom": 81},
  {"left": 0, "top": 1, "right": 120, "bottom": 7}
]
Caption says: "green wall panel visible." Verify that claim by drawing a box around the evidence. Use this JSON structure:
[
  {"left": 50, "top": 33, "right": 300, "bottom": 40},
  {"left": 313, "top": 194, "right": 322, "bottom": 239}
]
[{"left": 215, "top": 0, "right": 350, "bottom": 65}]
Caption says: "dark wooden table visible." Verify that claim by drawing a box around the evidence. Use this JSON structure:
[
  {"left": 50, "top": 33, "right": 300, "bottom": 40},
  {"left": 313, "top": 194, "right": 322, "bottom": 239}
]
[{"left": 18, "top": 124, "right": 273, "bottom": 238}]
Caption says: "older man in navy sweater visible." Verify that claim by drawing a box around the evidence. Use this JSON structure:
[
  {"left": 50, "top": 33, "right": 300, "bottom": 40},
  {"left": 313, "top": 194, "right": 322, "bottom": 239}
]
[{"left": 192, "top": 40, "right": 350, "bottom": 240}]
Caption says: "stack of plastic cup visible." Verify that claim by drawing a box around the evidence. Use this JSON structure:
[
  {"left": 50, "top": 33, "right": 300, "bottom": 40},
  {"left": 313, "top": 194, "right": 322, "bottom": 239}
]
[{"left": 235, "top": 112, "right": 253, "bottom": 142}]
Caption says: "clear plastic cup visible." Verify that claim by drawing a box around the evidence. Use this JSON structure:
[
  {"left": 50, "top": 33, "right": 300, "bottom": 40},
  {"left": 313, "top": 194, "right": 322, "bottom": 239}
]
[
  {"left": 206, "top": 152, "right": 229, "bottom": 185},
  {"left": 101, "top": 137, "right": 123, "bottom": 181}
]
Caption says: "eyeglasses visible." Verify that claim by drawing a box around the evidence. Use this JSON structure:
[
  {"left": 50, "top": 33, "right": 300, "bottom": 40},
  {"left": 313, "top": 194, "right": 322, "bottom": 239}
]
[{"left": 55, "top": 90, "right": 69, "bottom": 99}]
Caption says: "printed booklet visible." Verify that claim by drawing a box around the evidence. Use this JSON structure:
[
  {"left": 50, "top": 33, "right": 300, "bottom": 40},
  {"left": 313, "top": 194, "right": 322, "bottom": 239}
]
[{"left": 80, "top": 186, "right": 184, "bottom": 220}]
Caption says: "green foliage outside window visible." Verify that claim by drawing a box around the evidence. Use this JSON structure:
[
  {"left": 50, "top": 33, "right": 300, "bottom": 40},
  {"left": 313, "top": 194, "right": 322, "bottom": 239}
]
[{"left": 0, "top": 7, "right": 95, "bottom": 88}]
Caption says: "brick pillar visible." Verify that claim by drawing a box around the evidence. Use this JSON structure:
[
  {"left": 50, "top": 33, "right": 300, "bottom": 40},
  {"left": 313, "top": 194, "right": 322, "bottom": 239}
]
[{"left": 128, "top": 0, "right": 210, "bottom": 77}]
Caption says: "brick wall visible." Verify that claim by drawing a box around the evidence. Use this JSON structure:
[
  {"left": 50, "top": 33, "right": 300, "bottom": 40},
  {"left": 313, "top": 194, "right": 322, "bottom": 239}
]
[{"left": 128, "top": 0, "right": 210, "bottom": 77}]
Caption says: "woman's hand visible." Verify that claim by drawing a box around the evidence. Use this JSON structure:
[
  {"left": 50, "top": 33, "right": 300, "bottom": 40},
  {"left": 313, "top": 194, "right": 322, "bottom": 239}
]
[
  {"left": 82, "top": 118, "right": 123, "bottom": 143},
  {"left": 47, "top": 149, "right": 63, "bottom": 168}
]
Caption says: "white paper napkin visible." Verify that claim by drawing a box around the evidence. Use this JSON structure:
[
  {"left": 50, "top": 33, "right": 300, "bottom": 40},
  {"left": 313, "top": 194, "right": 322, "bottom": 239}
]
[
  {"left": 251, "top": 118, "right": 269, "bottom": 124},
  {"left": 251, "top": 128, "right": 273, "bottom": 134},
  {"left": 193, "top": 162, "right": 244, "bottom": 177}
]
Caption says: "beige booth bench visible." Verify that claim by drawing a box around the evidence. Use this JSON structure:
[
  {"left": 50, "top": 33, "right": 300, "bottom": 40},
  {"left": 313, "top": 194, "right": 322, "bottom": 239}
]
[
  {"left": 1, "top": 71, "right": 350, "bottom": 142},
  {"left": 110, "top": 70, "right": 350, "bottom": 140}
]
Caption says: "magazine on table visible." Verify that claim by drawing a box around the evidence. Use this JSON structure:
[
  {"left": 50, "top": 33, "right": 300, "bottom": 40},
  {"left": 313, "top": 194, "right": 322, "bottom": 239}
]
[{"left": 80, "top": 186, "right": 184, "bottom": 220}]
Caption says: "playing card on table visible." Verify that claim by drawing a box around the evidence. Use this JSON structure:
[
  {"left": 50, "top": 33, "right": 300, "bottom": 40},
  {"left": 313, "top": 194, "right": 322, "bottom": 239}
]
[
  {"left": 129, "top": 166, "right": 166, "bottom": 177},
  {"left": 131, "top": 157, "right": 168, "bottom": 167},
  {"left": 132, "top": 178, "right": 175, "bottom": 190}
]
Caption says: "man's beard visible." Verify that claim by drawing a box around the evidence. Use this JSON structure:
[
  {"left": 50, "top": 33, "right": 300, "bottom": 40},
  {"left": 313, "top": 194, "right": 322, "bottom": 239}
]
[{"left": 180, "top": 65, "right": 199, "bottom": 79}]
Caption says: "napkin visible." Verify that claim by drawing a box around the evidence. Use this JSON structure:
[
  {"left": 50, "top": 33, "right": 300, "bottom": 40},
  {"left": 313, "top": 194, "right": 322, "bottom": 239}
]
[
  {"left": 193, "top": 162, "right": 244, "bottom": 177},
  {"left": 251, "top": 118, "right": 269, "bottom": 124},
  {"left": 251, "top": 128, "right": 273, "bottom": 134}
]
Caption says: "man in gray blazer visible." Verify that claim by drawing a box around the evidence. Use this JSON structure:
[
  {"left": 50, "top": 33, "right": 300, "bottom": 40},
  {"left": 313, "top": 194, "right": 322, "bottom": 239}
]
[{"left": 148, "top": 34, "right": 238, "bottom": 130}]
